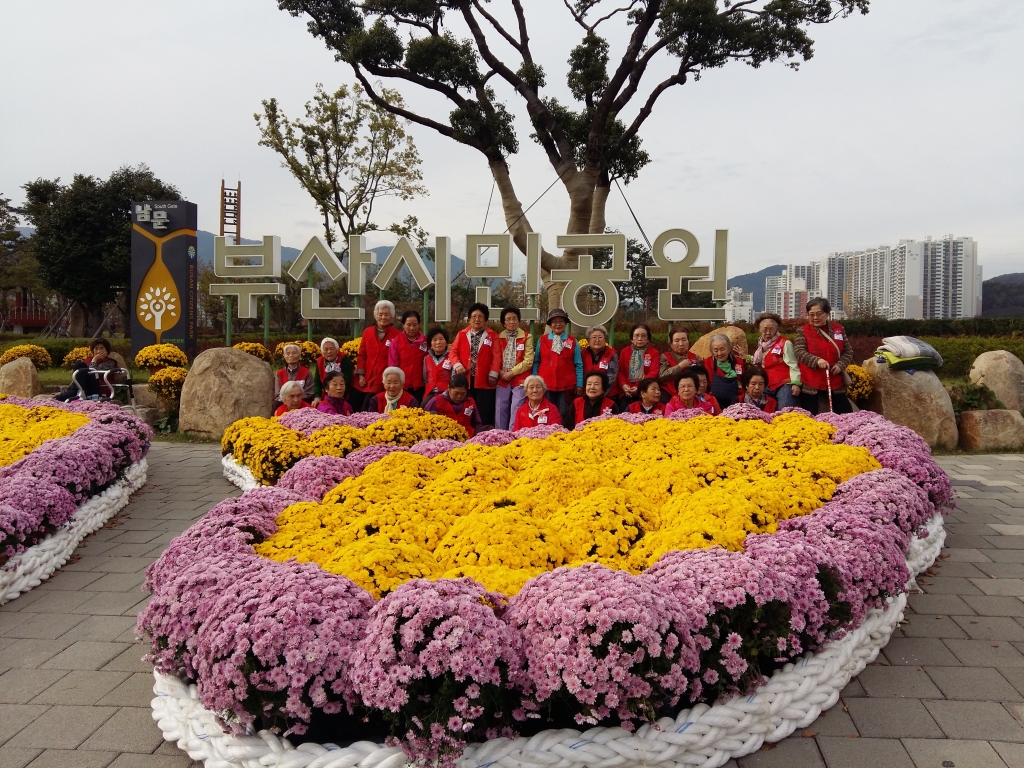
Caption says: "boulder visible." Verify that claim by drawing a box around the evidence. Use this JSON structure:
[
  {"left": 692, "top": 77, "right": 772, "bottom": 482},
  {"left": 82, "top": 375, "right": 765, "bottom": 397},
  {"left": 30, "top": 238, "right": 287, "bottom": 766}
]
[
  {"left": 959, "top": 410, "right": 1024, "bottom": 452},
  {"left": 862, "top": 357, "right": 958, "bottom": 449},
  {"left": 178, "top": 348, "right": 274, "bottom": 439},
  {"left": 969, "top": 350, "right": 1024, "bottom": 413},
  {"left": 691, "top": 326, "right": 749, "bottom": 359},
  {"left": 0, "top": 357, "right": 41, "bottom": 398},
  {"left": 109, "top": 351, "right": 127, "bottom": 371}
]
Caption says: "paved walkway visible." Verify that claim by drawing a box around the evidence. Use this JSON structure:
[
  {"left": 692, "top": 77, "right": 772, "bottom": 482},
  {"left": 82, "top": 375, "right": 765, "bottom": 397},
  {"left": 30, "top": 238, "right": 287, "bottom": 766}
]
[{"left": 2, "top": 446, "right": 1024, "bottom": 767}]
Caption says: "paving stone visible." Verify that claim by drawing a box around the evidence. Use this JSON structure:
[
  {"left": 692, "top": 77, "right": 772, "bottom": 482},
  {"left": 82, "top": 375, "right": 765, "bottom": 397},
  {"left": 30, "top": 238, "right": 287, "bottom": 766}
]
[
  {"left": 72, "top": 591, "right": 148, "bottom": 616},
  {"left": 1001, "top": 667, "right": 1024, "bottom": 697},
  {"left": 108, "top": 530, "right": 165, "bottom": 544},
  {"left": 0, "top": 612, "right": 88, "bottom": 640},
  {"left": 985, "top": 538, "right": 1024, "bottom": 551},
  {"left": 101, "top": 644, "right": 152, "bottom": 673},
  {"left": 34, "top": 572, "right": 105, "bottom": 592},
  {"left": 40, "top": 642, "right": 130, "bottom": 671},
  {"left": 945, "top": 639, "right": 1024, "bottom": 667},
  {"left": 0, "top": 612, "right": 36, "bottom": 635},
  {"left": 30, "top": 670, "right": 130, "bottom": 706},
  {"left": 898, "top": 614, "right": 968, "bottom": 639},
  {"left": 921, "top": 577, "right": 985, "bottom": 595},
  {"left": 0, "top": 745, "right": 42, "bottom": 768},
  {"left": 0, "top": 704, "right": 50, "bottom": 746},
  {"left": 944, "top": 549, "right": 994, "bottom": 563},
  {"left": 89, "top": 558, "right": 150, "bottom": 574},
  {"left": 6, "top": 705, "right": 116, "bottom": 749},
  {"left": 856, "top": 666, "right": 942, "bottom": 698},
  {"left": 108, "top": 755, "right": 194, "bottom": 768},
  {"left": 903, "top": 738, "right": 1008, "bottom": 768},
  {"left": 56, "top": 616, "right": 137, "bottom": 643},
  {"left": 926, "top": 666, "right": 1024, "bottom": 701},
  {"left": 845, "top": 698, "right": 943, "bottom": 738},
  {"left": 86, "top": 573, "right": 146, "bottom": 593},
  {"left": 22, "top": 749, "right": 117, "bottom": 767},
  {"left": 840, "top": 678, "right": 866, "bottom": 698},
  {"left": 882, "top": 638, "right": 962, "bottom": 666},
  {"left": 907, "top": 593, "right": 977, "bottom": 616},
  {"left": 988, "top": 551, "right": 1024, "bottom": 564},
  {"left": 954, "top": 615, "right": 1024, "bottom": 641},
  {"left": 20, "top": 590, "right": 99, "bottom": 614},
  {"left": 963, "top": 595, "right": 1024, "bottom": 617},
  {"left": 816, "top": 736, "right": 913, "bottom": 768},
  {"left": 994, "top": 740, "right": 1024, "bottom": 767},
  {"left": 79, "top": 706, "right": 165, "bottom": 753},
  {"left": 736, "top": 737, "right": 825, "bottom": 767},
  {"left": 0, "top": 639, "right": 73, "bottom": 669},
  {"left": 96, "top": 672, "right": 156, "bottom": 707},
  {"left": 924, "top": 700, "right": 1024, "bottom": 741},
  {"left": 975, "top": 562, "right": 1024, "bottom": 578},
  {"left": 804, "top": 705, "right": 859, "bottom": 736},
  {"left": 0, "top": 669, "right": 68, "bottom": 704},
  {"left": 930, "top": 561, "right": 988, "bottom": 578}
]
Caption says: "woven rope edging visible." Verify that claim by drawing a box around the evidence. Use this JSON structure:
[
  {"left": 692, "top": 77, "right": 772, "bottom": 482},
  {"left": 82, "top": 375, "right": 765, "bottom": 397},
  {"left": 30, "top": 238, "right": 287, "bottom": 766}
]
[
  {"left": 222, "top": 454, "right": 259, "bottom": 492},
  {"left": 0, "top": 459, "right": 149, "bottom": 604},
  {"left": 150, "top": 511, "right": 943, "bottom": 768}
]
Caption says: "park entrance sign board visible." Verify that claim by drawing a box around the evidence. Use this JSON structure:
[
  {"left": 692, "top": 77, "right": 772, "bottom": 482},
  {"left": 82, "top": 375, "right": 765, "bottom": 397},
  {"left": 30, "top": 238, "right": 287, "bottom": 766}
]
[
  {"left": 129, "top": 201, "right": 198, "bottom": 357},
  {"left": 209, "top": 228, "right": 729, "bottom": 327}
]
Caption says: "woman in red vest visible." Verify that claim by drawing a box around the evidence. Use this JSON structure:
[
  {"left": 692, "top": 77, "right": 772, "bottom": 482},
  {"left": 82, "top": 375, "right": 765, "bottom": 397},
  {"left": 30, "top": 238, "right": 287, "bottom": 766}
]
[
  {"left": 423, "top": 373, "right": 482, "bottom": 436},
  {"left": 741, "top": 365, "right": 778, "bottom": 413},
  {"left": 274, "top": 381, "right": 313, "bottom": 417},
  {"left": 495, "top": 306, "right": 534, "bottom": 430},
  {"left": 387, "top": 310, "right": 428, "bottom": 404},
  {"left": 312, "top": 337, "right": 343, "bottom": 407},
  {"left": 275, "top": 343, "right": 314, "bottom": 410},
  {"left": 369, "top": 367, "right": 420, "bottom": 413},
  {"left": 659, "top": 328, "right": 701, "bottom": 402},
  {"left": 573, "top": 370, "right": 617, "bottom": 426},
  {"left": 512, "top": 375, "right": 560, "bottom": 431},
  {"left": 665, "top": 370, "right": 717, "bottom": 417},
  {"left": 616, "top": 323, "right": 661, "bottom": 409},
  {"left": 702, "top": 334, "right": 746, "bottom": 409},
  {"left": 627, "top": 379, "right": 665, "bottom": 416},
  {"left": 423, "top": 327, "right": 453, "bottom": 400},
  {"left": 582, "top": 325, "right": 619, "bottom": 398},
  {"left": 355, "top": 300, "right": 401, "bottom": 411},
  {"left": 533, "top": 308, "right": 583, "bottom": 428},
  {"left": 794, "top": 297, "right": 854, "bottom": 414},
  {"left": 750, "top": 313, "right": 801, "bottom": 409},
  {"left": 448, "top": 302, "right": 500, "bottom": 427}
]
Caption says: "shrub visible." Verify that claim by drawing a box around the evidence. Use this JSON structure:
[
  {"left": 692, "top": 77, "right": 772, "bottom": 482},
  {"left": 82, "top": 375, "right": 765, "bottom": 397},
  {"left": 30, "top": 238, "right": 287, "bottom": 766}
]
[
  {"left": 948, "top": 381, "right": 1004, "bottom": 416},
  {"left": 147, "top": 366, "right": 189, "bottom": 402},
  {"left": 61, "top": 347, "right": 92, "bottom": 369},
  {"left": 0, "top": 344, "right": 52, "bottom": 370},
  {"left": 232, "top": 342, "right": 272, "bottom": 362},
  {"left": 135, "top": 344, "right": 189, "bottom": 368},
  {"left": 922, "top": 337, "right": 1024, "bottom": 378}
]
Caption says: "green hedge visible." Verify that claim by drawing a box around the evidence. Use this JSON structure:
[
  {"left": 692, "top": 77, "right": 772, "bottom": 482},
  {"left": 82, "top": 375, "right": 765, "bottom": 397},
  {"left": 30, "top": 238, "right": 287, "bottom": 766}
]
[
  {"left": 0, "top": 338, "right": 136, "bottom": 369},
  {"left": 921, "top": 336, "right": 1024, "bottom": 378},
  {"left": 839, "top": 317, "right": 1024, "bottom": 337}
]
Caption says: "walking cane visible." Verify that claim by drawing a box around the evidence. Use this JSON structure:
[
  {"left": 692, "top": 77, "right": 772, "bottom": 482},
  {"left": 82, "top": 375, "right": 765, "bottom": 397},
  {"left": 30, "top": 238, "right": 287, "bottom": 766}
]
[{"left": 825, "top": 366, "right": 834, "bottom": 413}]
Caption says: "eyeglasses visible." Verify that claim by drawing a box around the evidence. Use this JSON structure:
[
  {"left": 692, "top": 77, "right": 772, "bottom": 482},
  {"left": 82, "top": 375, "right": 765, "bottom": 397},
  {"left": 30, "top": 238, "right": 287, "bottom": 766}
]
[{"left": 807, "top": 311, "right": 827, "bottom": 318}]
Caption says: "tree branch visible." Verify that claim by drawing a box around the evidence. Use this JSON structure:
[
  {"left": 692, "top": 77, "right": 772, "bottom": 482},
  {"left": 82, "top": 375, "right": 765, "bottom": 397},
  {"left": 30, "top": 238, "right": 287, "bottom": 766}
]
[
  {"left": 470, "top": 0, "right": 523, "bottom": 53},
  {"left": 352, "top": 68, "right": 459, "bottom": 144}
]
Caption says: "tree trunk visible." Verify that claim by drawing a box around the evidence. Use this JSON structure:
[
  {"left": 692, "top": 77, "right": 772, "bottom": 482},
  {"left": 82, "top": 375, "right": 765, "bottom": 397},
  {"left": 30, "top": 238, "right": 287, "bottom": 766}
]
[{"left": 84, "top": 304, "right": 105, "bottom": 338}]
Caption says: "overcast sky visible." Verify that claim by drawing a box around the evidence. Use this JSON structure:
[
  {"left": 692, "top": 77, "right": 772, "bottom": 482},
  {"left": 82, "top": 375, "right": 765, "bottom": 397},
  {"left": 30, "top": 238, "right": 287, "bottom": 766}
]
[{"left": 2, "top": 1, "right": 1021, "bottom": 278}]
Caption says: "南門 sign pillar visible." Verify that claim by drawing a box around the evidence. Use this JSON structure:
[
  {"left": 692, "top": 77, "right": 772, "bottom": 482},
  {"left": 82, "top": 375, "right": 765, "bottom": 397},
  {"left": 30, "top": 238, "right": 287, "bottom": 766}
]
[{"left": 130, "top": 201, "right": 198, "bottom": 358}]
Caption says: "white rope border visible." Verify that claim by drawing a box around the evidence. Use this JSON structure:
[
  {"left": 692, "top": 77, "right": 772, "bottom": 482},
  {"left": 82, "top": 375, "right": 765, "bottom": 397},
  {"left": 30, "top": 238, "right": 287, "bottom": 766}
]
[
  {"left": 150, "top": 511, "right": 943, "bottom": 768},
  {"left": 0, "top": 459, "right": 149, "bottom": 605},
  {"left": 222, "top": 454, "right": 259, "bottom": 492}
]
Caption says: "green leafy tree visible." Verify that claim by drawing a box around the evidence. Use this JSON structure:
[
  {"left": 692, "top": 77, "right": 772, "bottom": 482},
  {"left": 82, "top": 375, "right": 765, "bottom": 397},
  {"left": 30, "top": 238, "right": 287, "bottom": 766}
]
[
  {"left": 21, "top": 165, "right": 181, "bottom": 334},
  {"left": 277, "top": 0, "right": 868, "bottom": 308}
]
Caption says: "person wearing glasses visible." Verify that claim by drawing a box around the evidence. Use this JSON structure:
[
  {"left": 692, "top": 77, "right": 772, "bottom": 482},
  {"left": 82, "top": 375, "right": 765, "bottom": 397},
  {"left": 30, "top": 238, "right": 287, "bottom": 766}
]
[{"left": 793, "top": 297, "right": 854, "bottom": 414}]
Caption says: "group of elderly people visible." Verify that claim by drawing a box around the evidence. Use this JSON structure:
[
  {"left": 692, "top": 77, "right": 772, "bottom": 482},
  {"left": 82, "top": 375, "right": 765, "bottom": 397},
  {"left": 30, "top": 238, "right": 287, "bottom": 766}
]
[{"left": 273, "top": 296, "right": 855, "bottom": 428}]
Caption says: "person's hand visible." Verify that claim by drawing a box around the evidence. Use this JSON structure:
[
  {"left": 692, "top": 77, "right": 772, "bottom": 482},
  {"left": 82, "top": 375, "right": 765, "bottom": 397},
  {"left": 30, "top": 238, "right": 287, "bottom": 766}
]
[
  {"left": 831, "top": 364, "right": 843, "bottom": 376},
  {"left": 488, "top": 372, "right": 499, "bottom": 383},
  {"left": 680, "top": 359, "right": 691, "bottom": 369},
  {"left": 790, "top": 385, "right": 801, "bottom": 397},
  {"left": 816, "top": 359, "right": 829, "bottom": 370},
  {"left": 732, "top": 343, "right": 744, "bottom": 357},
  {"left": 454, "top": 363, "right": 466, "bottom": 374},
  {"left": 575, "top": 386, "right": 583, "bottom": 397},
  {"left": 357, "top": 375, "right": 367, "bottom": 389},
  {"left": 500, "top": 371, "right": 514, "bottom": 382},
  {"left": 312, "top": 398, "right": 321, "bottom": 407}
]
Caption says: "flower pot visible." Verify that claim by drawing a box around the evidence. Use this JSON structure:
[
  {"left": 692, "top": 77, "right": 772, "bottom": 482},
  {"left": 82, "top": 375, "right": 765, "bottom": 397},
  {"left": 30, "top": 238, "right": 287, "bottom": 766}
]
[{"left": 148, "top": 365, "right": 166, "bottom": 375}]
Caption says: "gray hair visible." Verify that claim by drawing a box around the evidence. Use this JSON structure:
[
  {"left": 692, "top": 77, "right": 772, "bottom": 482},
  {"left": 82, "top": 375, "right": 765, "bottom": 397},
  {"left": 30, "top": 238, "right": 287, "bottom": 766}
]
[
  {"left": 283, "top": 343, "right": 301, "bottom": 355},
  {"left": 710, "top": 333, "right": 732, "bottom": 348},
  {"left": 382, "top": 366, "right": 406, "bottom": 385},
  {"left": 320, "top": 337, "right": 339, "bottom": 353},
  {"left": 280, "top": 380, "right": 304, "bottom": 397},
  {"left": 374, "top": 300, "right": 396, "bottom": 317},
  {"left": 587, "top": 325, "right": 609, "bottom": 341},
  {"left": 523, "top": 374, "right": 546, "bottom": 392}
]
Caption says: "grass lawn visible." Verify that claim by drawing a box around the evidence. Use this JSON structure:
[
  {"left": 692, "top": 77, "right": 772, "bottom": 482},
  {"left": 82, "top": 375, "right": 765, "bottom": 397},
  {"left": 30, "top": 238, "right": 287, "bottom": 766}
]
[{"left": 37, "top": 368, "right": 150, "bottom": 389}]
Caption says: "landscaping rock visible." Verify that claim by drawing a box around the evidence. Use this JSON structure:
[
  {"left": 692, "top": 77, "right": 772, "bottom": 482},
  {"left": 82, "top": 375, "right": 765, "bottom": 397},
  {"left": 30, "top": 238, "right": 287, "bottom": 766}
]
[
  {"left": 178, "top": 347, "right": 274, "bottom": 438},
  {"left": 863, "top": 358, "right": 958, "bottom": 449},
  {"left": 969, "top": 350, "right": 1024, "bottom": 413},
  {"left": 0, "top": 357, "right": 41, "bottom": 398},
  {"left": 691, "top": 325, "right": 748, "bottom": 359},
  {"left": 959, "top": 409, "right": 1024, "bottom": 452}
]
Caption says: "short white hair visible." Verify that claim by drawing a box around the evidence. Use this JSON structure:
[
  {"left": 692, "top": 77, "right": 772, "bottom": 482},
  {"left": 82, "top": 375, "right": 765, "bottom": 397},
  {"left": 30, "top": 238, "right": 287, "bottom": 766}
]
[
  {"left": 320, "top": 337, "right": 339, "bottom": 352},
  {"left": 523, "top": 374, "right": 546, "bottom": 392},
  {"left": 382, "top": 366, "right": 406, "bottom": 385},
  {"left": 710, "top": 333, "right": 731, "bottom": 348},
  {"left": 280, "top": 380, "right": 304, "bottom": 397},
  {"left": 374, "top": 300, "right": 396, "bottom": 317},
  {"left": 587, "top": 325, "right": 608, "bottom": 340},
  {"left": 283, "top": 343, "right": 301, "bottom": 354}
]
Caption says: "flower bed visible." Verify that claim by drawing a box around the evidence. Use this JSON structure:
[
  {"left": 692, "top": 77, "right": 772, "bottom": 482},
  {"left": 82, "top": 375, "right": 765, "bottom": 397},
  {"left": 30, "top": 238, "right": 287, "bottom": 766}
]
[
  {"left": 0, "top": 396, "right": 151, "bottom": 603},
  {"left": 145, "top": 406, "right": 951, "bottom": 767}
]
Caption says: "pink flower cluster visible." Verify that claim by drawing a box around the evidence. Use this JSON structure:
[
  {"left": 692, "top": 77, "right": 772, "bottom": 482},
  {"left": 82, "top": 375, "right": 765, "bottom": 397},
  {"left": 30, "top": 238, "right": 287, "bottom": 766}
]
[
  {"left": 466, "top": 429, "right": 517, "bottom": 447},
  {"left": 275, "top": 408, "right": 386, "bottom": 436},
  {"left": 0, "top": 397, "right": 151, "bottom": 559},
  {"left": 719, "top": 402, "right": 774, "bottom": 423},
  {"left": 278, "top": 455, "right": 358, "bottom": 501}
]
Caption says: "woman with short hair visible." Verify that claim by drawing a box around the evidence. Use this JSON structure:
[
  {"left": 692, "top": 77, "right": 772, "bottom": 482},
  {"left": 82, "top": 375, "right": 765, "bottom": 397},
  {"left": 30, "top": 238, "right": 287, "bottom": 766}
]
[
  {"left": 55, "top": 338, "right": 120, "bottom": 401},
  {"left": 702, "top": 333, "right": 745, "bottom": 409},
  {"left": 533, "top": 307, "right": 583, "bottom": 428},
  {"left": 448, "top": 302, "right": 500, "bottom": 426},
  {"left": 312, "top": 337, "right": 343, "bottom": 407},
  {"left": 275, "top": 343, "right": 314, "bottom": 409},
  {"left": 355, "top": 299, "right": 401, "bottom": 411},
  {"left": 573, "top": 370, "right": 617, "bottom": 425},
  {"left": 423, "top": 372, "right": 482, "bottom": 436},
  {"left": 512, "top": 375, "right": 560, "bottom": 431},
  {"left": 388, "top": 310, "right": 428, "bottom": 404},
  {"left": 794, "top": 297, "right": 854, "bottom": 414},
  {"left": 316, "top": 370, "right": 353, "bottom": 416},
  {"left": 627, "top": 378, "right": 665, "bottom": 416},
  {"left": 494, "top": 306, "right": 534, "bottom": 430},
  {"left": 423, "top": 327, "right": 453, "bottom": 400},
  {"left": 741, "top": 364, "right": 777, "bottom": 413},
  {"left": 659, "top": 328, "right": 701, "bottom": 402},
  {"left": 751, "top": 313, "right": 801, "bottom": 409},
  {"left": 665, "top": 369, "right": 717, "bottom": 416},
  {"left": 275, "top": 380, "right": 313, "bottom": 416},
  {"left": 616, "top": 323, "right": 661, "bottom": 409},
  {"left": 582, "top": 325, "right": 619, "bottom": 399},
  {"left": 369, "top": 367, "right": 419, "bottom": 413}
]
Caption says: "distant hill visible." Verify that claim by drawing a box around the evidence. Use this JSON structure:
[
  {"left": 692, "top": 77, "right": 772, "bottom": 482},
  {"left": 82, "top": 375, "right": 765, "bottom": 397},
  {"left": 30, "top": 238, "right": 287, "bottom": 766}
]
[
  {"left": 728, "top": 264, "right": 785, "bottom": 312},
  {"left": 983, "top": 272, "right": 1024, "bottom": 318}
]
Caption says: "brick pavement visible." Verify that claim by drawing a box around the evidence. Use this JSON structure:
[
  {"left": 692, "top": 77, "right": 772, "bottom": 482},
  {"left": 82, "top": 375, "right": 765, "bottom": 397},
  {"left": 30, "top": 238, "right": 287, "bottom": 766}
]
[{"left": 1, "top": 445, "right": 1023, "bottom": 767}]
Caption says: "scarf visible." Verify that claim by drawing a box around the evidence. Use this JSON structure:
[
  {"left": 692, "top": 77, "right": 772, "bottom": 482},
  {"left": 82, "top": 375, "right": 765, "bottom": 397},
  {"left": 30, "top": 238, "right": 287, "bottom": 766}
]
[
  {"left": 550, "top": 331, "right": 565, "bottom": 355},
  {"left": 324, "top": 394, "right": 348, "bottom": 414},
  {"left": 629, "top": 345, "right": 645, "bottom": 382},
  {"left": 716, "top": 358, "right": 736, "bottom": 379},
  {"left": 502, "top": 331, "right": 518, "bottom": 372},
  {"left": 744, "top": 392, "right": 768, "bottom": 409},
  {"left": 468, "top": 330, "right": 484, "bottom": 378},
  {"left": 753, "top": 333, "right": 781, "bottom": 366},
  {"left": 384, "top": 392, "right": 402, "bottom": 413}
]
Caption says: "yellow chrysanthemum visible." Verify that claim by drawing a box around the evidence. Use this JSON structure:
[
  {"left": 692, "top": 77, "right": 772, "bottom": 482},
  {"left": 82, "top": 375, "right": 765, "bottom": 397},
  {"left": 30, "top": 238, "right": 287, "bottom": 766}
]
[{"left": 0, "top": 404, "right": 91, "bottom": 468}]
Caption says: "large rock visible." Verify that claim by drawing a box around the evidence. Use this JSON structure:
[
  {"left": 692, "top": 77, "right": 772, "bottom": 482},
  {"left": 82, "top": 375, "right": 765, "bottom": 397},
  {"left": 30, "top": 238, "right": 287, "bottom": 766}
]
[
  {"left": 0, "top": 357, "right": 41, "bottom": 398},
  {"left": 178, "top": 348, "right": 274, "bottom": 438},
  {"left": 959, "top": 409, "right": 1024, "bottom": 452},
  {"left": 691, "top": 326, "right": 749, "bottom": 359},
  {"left": 969, "top": 350, "right": 1024, "bottom": 413},
  {"left": 862, "top": 358, "right": 958, "bottom": 449}
]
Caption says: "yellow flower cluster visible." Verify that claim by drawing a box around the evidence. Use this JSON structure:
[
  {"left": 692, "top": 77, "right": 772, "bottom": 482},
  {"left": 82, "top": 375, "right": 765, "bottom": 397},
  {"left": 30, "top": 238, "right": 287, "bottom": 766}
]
[
  {"left": 223, "top": 409, "right": 469, "bottom": 484},
  {"left": 147, "top": 366, "right": 189, "bottom": 401},
  {"left": 135, "top": 344, "right": 188, "bottom": 368},
  {"left": 0, "top": 403, "right": 91, "bottom": 468},
  {"left": 274, "top": 340, "right": 320, "bottom": 367},
  {"left": 232, "top": 342, "right": 272, "bottom": 362},
  {"left": 61, "top": 347, "right": 93, "bottom": 369},
  {"left": 0, "top": 344, "right": 53, "bottom": 370},
  {"left": 846, "top": 364, "right": 873, "bottom": 401},
  {"left": 255, "top": 413, "right": 881, "bottom": 598},
  {"left": 342, "top": 338, "right": 361, "bottom": 362}
]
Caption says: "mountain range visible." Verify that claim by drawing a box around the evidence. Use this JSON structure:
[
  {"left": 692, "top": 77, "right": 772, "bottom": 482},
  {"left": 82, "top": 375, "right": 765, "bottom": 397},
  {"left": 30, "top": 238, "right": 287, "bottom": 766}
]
[{"left": 728, "top": 264, "right": 785, "bottom": 312}]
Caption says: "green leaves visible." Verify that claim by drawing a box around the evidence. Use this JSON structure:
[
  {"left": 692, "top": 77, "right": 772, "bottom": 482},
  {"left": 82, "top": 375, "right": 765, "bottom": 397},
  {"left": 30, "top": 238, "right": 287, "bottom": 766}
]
[
  {"left": 567, "top": 33, "right": 609, "bottom": 103},
  {"left": 404, "top": 32, "right": 481, "bottom": 89}
]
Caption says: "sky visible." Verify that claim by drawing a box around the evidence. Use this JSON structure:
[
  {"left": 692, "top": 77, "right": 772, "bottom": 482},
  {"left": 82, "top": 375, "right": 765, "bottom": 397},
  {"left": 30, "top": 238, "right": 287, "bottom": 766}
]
[{"left": 1, "top": 1, "right": 1022, "bottom": 279}]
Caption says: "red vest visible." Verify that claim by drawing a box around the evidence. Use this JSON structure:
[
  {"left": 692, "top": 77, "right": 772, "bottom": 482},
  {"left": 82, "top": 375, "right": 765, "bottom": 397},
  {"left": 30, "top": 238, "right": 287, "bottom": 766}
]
[
  {"left": 274, "top": 401, "right": 312, "bottom": 417},
  {"left": 703, "top": 356, "right": 746, "bottom": 402},
  {"left": 573, "top": 396, "right": 615, "bottom": 426},
  {"left": 448, "top": 327, "right": 499, "bottom": 389},
  {"left": 317, "top": 355, "right": 343, "bottom": 388},
  {"left": 357, "top": 326, "right": 401, "bottom": 393},
  {"left": 660, "top": 350, "right": 701, "bottom": 397},
  {"left": 512, "top": 399, "right": 559, "bottom": 431},
  {"left": 760, "top": 341, "right": 792, "bottom": 392},
  {"left": 496, "top": 331, "right": 531, "bottom": 388},
  {"left": 371, "top": 390, "right": 417, "bottom": 413},
  {"left": 391, "top": 334, "right": 427, "bottom": 389},
  {"left": 536, "top": 334, "right": 578, "bottom": 392},
  {"left": 432, "top": 394, "right": 477, "bottom": 437},
  {"left": 799, "top": 322, "right": 847, "bottom": 391},
  {"left": 583, "top": 346, "right": 618, "bottom": 396},
  {"left": 617, "top": 346, "right": 660, "bottom": 390},
  {"left": 277, "top": 365, "right": 311, "bottom": 399},
  {"left": 424, "top": 352, "right": 453, "bottom": 397},
  {"left": 628, "top": 400, "right": 665, "bottom": 416},
  {"left": 666, "top": 395, "right": 714, "bottom": 417}
]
